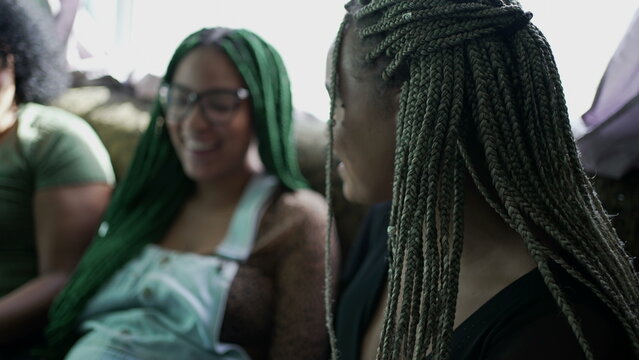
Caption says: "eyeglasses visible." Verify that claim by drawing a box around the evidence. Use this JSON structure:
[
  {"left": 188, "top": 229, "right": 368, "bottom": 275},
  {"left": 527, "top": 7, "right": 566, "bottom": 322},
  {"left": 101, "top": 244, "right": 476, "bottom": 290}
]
[{"left": 158, "top": 83, "right": 250, "bottom": 125}]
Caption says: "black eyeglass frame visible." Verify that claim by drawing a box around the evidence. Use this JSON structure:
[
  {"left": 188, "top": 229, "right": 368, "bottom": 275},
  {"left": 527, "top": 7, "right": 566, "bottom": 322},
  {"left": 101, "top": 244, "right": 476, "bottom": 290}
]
[{"left": 158, "top": 83, "right": 250, "bottom": 126}]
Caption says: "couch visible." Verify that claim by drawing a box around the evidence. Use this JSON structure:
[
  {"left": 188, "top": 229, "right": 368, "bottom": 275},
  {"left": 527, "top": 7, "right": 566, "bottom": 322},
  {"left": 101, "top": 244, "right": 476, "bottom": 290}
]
[{"left": 53, "top": 85, "right": 367, "bottom": 259}]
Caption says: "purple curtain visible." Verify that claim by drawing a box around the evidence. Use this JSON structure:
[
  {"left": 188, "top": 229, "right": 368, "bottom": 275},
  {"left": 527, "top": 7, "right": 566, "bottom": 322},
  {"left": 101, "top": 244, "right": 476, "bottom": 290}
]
[{"left": 577, "top": 8, "right": 639, "bottom": 179}]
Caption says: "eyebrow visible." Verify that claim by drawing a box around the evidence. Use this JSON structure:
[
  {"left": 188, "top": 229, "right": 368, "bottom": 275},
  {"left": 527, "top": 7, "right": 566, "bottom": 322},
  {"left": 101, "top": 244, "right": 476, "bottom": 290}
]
[{"left": 171, "top": 83, "right": 242, "bottom": 94}]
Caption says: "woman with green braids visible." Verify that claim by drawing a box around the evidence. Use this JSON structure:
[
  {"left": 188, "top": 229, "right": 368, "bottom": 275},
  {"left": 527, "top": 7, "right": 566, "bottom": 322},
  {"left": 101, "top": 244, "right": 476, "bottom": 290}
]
[
  {"left": 43, "top": 27, "right": 337, "bottom": 359},
  {"left": 327, "top": 0, "right": 639, "bottom": 359}
]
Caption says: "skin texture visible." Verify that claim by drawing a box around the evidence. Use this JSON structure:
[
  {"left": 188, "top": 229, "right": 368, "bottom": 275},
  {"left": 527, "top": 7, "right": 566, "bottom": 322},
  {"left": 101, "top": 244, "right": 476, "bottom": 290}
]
[
  {"left": 328, "top": 26, "right": 398, "bottom": 205},
  {"left": 159, "top": 45, "right": 335, "bottom": 359},
  {"left": 0, "top": 57, "right": 112, "bottom": 346},
  {"left": 167, "top": 46, "right": 255, "bottom": 187},
  {"left": 0, "top": 59, "right": 17, "bottom": 138}
]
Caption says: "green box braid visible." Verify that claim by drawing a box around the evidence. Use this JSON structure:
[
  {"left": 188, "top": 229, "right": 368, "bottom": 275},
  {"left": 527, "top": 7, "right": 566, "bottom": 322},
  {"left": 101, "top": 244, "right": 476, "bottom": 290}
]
[
  {"left": 42, "top": 27, "right": 308, "bottom": 358},
  {"left": 325, "top": 1, "right": 639, "bottom": 359}
]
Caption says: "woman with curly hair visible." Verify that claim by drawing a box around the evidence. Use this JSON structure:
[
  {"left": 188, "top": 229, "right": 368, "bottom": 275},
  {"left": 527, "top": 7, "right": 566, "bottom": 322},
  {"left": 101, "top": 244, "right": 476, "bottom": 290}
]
[
  {"left": 44, "top": 27, "right": 337, "bottom": 360},
  {"left": 0, "top": 0, "right": 114, "bottom": 357},
  {"left": 327, "top": 0, "right": 639, "bottom": 359}
]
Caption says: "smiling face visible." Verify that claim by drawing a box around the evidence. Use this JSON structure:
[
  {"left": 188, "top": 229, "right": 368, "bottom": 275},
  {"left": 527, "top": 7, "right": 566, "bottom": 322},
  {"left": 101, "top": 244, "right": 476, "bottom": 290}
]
[
  {"left": 327, "top": 24, "right": 398, "bottom": 205},
  {"left": 167, "top": 46, "right": 254, "bottom": 185}
]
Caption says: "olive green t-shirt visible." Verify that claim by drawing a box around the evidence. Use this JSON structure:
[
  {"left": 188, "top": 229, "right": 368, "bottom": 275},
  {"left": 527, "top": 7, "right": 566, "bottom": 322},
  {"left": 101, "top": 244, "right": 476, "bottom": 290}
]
[{"left": 0, "top": 103, "right": 114, "bottom": 296}]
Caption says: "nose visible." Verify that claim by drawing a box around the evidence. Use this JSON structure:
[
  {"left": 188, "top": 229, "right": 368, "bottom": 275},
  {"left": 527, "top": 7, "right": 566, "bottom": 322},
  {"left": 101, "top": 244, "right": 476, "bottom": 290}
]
[{"left": 181, "top": 102, "right": 210, "bottom": 131}]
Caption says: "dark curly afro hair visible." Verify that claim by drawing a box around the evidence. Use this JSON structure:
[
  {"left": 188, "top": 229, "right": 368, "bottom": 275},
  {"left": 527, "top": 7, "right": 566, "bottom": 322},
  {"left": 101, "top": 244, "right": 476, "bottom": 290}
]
[{"left": 0, "top": 0, "right": 69, "bottom": 104}]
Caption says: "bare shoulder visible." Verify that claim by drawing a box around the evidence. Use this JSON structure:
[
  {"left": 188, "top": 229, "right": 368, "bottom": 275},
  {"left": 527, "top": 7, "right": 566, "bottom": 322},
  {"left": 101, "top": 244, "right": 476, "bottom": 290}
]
[
  {"left": 270, "top": 188, "right": 329, "bottom": 220},
  {"left": 255, "top": 188, "right": 330, "bottom": 252}
]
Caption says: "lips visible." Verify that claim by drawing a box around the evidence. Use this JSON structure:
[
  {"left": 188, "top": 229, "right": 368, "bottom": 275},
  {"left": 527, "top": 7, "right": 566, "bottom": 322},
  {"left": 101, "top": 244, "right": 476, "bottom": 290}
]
[{"left": 183, "top": 139, "right": 222, "bottom": 152}]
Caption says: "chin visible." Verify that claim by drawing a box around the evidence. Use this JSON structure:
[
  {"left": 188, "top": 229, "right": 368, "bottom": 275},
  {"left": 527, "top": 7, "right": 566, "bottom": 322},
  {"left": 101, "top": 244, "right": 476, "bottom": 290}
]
[
  {"left": 343, "top": 177, "right": 394, "bottom": 205},
  {"left": 342, "top": 180, "right": 374, "bottom": 205},
  {"left": 183, "top": 166, "right": 222, "bottom": 182}
]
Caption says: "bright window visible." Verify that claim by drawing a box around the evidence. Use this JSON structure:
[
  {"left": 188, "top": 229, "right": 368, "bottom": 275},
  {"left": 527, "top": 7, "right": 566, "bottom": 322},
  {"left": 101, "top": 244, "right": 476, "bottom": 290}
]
[{"left": 72, "top": 0, "right": 638, "bottom": 131}]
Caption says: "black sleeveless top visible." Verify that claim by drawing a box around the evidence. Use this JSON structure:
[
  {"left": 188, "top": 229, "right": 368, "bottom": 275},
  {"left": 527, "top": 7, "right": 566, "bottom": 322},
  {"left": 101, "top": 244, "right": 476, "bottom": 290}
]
[{"left": 335, "top": 202, "right": 634, "bottom": 360}]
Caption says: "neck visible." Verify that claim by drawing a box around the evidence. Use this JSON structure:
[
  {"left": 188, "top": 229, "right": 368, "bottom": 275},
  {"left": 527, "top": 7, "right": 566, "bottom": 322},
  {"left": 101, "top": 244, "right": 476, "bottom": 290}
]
[
  {"left": 193, "top": 167, "right": 256, "bottom": 209},
  {"left": 192, "top": 142, "right": 265, "bottom": 209},
  {"left": 449, "top": 180, "right": 536, "bottom": 330},
  {"left": 460, "top": 179, "right": 536, "bottom": 277}
]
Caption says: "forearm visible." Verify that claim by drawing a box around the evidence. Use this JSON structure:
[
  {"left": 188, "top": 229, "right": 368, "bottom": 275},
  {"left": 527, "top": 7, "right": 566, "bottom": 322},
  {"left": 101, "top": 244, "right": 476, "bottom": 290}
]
[{"left": 0, "top": 272, "right": 69, "bottom": 344}]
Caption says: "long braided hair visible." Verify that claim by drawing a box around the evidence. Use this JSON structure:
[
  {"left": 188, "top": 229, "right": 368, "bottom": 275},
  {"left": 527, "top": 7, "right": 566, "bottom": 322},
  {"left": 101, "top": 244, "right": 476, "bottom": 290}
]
[
  {"left": 44, "top": 27, "right": 307, "bottom": 356},
  {"left": 325, "top": 0, "right": 639, "bottom": 359}
]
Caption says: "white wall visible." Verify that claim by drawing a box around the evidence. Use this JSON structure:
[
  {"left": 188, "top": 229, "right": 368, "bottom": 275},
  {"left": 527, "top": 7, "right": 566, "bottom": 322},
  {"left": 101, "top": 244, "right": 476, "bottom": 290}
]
[
  {"left": 123, "top": 0, "right": 345, "bottom": 122},
  {"left": 91, "top": 0, "right": 638, "bottom": 132},
  {"left": 522, "top": 1, "right": 637, "bottom": 135}
]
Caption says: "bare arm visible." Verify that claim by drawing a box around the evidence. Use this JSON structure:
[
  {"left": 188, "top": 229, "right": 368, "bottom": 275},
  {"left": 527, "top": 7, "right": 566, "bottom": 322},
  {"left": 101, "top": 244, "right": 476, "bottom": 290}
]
[
  {"left": 0, "top": 183, "right": 111, "bottom": 344},
  {"left": 268, "top": 191, "right": 340, "bottom": 360}
]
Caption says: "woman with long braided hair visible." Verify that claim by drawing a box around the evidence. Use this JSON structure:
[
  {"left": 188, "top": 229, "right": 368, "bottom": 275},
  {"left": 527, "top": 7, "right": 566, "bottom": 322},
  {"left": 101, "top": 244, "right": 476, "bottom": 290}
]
[
  {"left": 42, "top": 27, "right": 337, "bottom": 359},
  {"left": 327, "top": 0, "right": 639, "bottom": 359}
]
